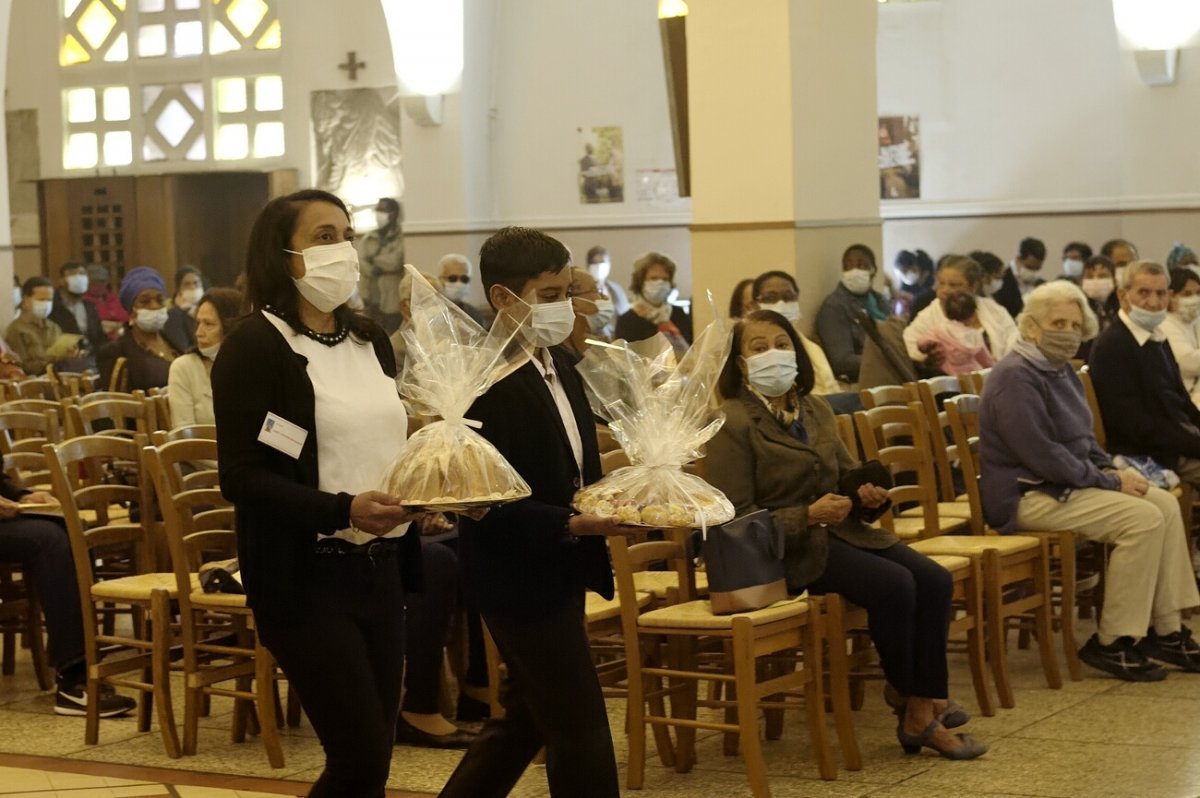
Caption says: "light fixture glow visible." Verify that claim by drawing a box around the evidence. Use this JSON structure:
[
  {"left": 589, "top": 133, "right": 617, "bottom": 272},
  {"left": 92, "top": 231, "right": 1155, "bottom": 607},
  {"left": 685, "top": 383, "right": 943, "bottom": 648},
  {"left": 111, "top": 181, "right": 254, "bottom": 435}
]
[
  {"left": 381, "top": 0, "right": 464, "bottom": 96},
  {"left": 658, "top": 0, "right": 688, "bottom": 18},
  {"left": 1113, "top": 0, "right": 1200, "bottom": 50}
]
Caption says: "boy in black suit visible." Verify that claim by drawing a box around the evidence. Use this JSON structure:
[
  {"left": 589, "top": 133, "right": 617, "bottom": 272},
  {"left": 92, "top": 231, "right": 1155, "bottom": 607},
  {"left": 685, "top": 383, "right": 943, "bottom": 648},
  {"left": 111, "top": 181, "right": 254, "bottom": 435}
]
[{"left": 439, "top": 227, "right": 624, "bottom": 798}]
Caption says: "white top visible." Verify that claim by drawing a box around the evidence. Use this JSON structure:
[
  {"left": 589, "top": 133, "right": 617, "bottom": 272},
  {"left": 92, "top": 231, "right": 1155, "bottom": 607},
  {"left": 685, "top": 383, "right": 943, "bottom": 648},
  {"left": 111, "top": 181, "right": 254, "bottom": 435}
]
[
  {"left": 264, "top": 312, "right": 409, "bottom": 544},
  {"left": 1162, "top": 313, "right": 1200, "bottom": 409},
  {"left": 532, "top": 348, "right": 583, "bottom": 475},
  {"left": 798, "top": 332, "right": 841, "bottom": 396},
  {"left": 167, "top": 353, "right": 214, "bottom": 427},
  {"left": 904, "top": 295, "right": 1017, "bottom": 362}
]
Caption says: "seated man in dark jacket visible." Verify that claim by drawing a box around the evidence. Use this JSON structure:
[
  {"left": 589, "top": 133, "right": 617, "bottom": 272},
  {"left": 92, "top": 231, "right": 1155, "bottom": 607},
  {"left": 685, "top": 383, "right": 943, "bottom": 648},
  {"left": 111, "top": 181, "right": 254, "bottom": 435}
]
[
  {"left": 1089, "top": 259, "right": 1200, "bottom": 487},
  {"left": 49, "top": 262, "right": 102, "bottom": 371}
]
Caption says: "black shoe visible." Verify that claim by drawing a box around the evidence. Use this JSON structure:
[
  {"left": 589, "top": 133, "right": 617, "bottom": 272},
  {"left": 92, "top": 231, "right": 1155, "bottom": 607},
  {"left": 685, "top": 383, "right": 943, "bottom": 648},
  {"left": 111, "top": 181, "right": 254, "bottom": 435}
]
[
  {"left": 455, "top": 692, "right": 491, "bottom": 723},
  {"left": 1136, "top": 627, "right": 1200, "bottom": 673},
  {"left": 1078, "top": 634, "right": 1168, "bottom": 682},
  {"left": 395, "top": 716, "right": 477, "bottom": 750},
  {"left": 55, "top": 682, "right": 137, "bottom": 717}
]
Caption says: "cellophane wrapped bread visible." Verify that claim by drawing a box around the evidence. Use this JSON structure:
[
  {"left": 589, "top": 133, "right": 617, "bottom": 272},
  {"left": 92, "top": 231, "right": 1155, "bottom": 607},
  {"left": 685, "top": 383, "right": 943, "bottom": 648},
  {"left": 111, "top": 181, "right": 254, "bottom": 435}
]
[
  {"left": 381, "top": 266, "right": 534, "bottom": 511},
  {"left": 573, "top": 313, "right": 735, "bottom": 528}
]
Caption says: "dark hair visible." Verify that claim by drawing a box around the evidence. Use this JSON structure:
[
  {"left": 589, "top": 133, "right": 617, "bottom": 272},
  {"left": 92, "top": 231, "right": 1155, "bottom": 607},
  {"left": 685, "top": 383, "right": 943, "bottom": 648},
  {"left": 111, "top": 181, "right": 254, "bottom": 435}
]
[
  {"left": 1084, "top": 255, "right": 1115, "bottom": 278},
  {"left": 586, "top": 245, "right": 609, "bottom": 265},
  {"left": 718, "top": 310, "right": 815, "bottom": 400},
  {"left": 842, "top": 244, "right": 877, "bottom": 274},
  {"left": 22, "top": 276, "right": 52, "bottom": 296},
  {"left": 914, "top": 249, "right": 934, "bottom": 273},
  {"left": 174, "top": 266, "right": 205, "bottom": 292},
  {"left": 751, "top": 270, "right": 797, "bottom": 302},
  {"left": 968, "top": 250, "right": 1004, "bottom": 277},
  {"left": 243, "top": 189, "right": 376, "bottom": 341},
  {"left": 479, "top": 226, "right": 570, "bottom": 306},
  {"left": 1018, "top": 237, "right": 1046, "bottom": 261},
  {"left": 1101, "top": 238, "right": 1137, "bottom": 259},
  {"left": 59, "top": 261, "right": 85, "bottom": 277},
  {"left": 376, "top": 197, "right": 400, "bottom": 216},
  {"left": 197, "top": 287, "right": 247, "bottom": 347},
  {"left": 729, "top": 278, "right": 755, "bottom": 318},
  {"left": 1169, "top": 267, "right": 1200, "bottom": 294},
  {"left": 1063, "top": 241, "right": 1093, "bottom": 260},
  {"left": 942, "top": 291, "right": 977, "bottom": 323}
]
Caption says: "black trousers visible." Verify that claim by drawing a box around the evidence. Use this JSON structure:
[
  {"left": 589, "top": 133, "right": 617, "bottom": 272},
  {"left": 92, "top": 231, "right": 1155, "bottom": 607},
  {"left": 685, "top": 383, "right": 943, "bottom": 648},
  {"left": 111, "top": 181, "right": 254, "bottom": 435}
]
[
  {"left": 256, "top": 550, "right": 406, "bottom": 798},
  {"left": 438, "top": 595, "right": 619, "bottom": 798},
  {"left": 0, "top": 517, "right": 84, "bottom": 672},
  {"left": 402, "top": 539, "right": 457, "bottom": 714},
  {"left": 806, "top": 538, "right": 953, "bottom": 699}
]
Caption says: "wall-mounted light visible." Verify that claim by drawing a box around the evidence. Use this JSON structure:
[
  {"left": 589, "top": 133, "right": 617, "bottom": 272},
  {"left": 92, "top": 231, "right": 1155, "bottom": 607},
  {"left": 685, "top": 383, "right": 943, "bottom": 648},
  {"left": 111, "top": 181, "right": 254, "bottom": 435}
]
[
  {"left": 381, "top": 0, "right": 464, "bottom": 126},
  {"left": 1113, "top": 0, "right": 1200, "bottom": 86}
]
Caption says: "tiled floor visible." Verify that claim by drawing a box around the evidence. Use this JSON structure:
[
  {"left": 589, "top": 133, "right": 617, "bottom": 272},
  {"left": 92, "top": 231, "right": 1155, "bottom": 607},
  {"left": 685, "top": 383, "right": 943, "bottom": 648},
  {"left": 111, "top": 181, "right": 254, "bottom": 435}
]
[{"left": 5, "top": 616, "right": 1200, "bottom": 797}]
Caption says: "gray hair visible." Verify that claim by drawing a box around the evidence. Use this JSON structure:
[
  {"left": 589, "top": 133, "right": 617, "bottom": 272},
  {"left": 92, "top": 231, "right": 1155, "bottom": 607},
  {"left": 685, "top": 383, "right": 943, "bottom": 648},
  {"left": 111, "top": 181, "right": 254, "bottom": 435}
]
[
  {"left": 398, "top": 268, "right": 443, "bottom": 309},
  {"left": 1017, "top": 280, "right": 1099, "bottom": 341},
  {"left": 438, "top": 253, "right": 472, "bottom": 274},
  {"left": 1116, "top": 259, "right": 1166, "bottom": 291},
  {"left": 938, "top": 255, "right": 983, "bottom": 294}
]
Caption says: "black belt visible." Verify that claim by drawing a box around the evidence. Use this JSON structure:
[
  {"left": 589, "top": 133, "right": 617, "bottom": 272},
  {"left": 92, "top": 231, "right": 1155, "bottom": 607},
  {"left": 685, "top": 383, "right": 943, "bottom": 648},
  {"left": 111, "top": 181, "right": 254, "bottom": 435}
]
[{"left": 314, "top": 537, "right": 402, "bottom": 560}]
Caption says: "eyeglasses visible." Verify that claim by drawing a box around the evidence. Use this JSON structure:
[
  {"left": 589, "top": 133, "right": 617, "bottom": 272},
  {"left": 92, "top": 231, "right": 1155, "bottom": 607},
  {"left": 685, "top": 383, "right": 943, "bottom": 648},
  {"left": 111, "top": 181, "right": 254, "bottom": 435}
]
[{"left": 443, "top": 275, "right": 470, "bottom": 284}]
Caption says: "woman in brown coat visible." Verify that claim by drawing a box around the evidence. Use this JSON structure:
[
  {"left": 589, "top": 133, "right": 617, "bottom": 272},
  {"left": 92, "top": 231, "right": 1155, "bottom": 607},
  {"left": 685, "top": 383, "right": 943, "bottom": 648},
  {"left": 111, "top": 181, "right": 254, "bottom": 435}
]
[{"left": 706, "top": 309, "right": 986, "bottom": 760}]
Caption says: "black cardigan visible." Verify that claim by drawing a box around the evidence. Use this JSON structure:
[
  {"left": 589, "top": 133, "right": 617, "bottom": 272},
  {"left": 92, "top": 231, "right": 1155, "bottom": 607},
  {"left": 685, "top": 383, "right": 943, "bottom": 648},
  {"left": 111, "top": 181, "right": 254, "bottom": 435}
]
[{"left": 212, "top": 311, "right": 421, "bottom": 622}]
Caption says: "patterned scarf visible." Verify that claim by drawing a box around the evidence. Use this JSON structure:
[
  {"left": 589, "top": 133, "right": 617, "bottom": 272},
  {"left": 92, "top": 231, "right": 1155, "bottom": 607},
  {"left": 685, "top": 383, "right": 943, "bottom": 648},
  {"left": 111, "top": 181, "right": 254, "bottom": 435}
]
[{"left": 749, "top": 385, "right": 808, "bottom": 444}]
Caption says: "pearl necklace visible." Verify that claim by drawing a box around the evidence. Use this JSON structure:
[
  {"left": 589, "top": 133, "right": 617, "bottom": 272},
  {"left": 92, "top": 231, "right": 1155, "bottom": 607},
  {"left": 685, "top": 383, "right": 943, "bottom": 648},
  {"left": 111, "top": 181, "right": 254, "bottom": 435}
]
[{"left": 264, "top": 306, "right": 349, "bottom": 347}]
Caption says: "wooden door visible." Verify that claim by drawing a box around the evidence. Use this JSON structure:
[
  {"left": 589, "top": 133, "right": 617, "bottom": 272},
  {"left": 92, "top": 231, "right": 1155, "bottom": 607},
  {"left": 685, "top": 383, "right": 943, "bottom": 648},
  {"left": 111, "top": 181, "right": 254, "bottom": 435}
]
[{"left": 38, "top": 177, "right": 138, "bottom": 280}]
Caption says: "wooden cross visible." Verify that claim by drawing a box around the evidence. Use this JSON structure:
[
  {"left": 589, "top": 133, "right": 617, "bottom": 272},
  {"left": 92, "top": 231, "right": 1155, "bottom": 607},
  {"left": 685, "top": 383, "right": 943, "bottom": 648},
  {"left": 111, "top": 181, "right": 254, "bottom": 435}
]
[{"left": 338, "top": 51, "right": 366, "bottom": 81}]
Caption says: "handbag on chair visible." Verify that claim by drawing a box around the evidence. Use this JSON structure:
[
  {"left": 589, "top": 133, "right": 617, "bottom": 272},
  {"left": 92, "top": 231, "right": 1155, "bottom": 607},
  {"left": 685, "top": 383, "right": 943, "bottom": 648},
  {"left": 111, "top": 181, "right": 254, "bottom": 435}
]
[{"left": 702, "top": 509, "right": 789, "bottom": 614}]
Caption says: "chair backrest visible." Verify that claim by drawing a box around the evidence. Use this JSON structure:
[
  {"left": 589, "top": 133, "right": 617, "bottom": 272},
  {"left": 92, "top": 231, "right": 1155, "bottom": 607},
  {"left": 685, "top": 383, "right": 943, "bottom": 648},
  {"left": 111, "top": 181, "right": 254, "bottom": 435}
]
[
  {"left": 859, "top": 383, "right": 912, "bottom": 410},
  {"left": 909, "top": 376, "right": 961, "bottom": 502},
  {"left": 0, "top": 409, "right": 60, "bottom": 455},
  {"left": 607, "top": 531, "right": 695, "bottom": 639},
  {"left": 46, "top": 365, "right": 97, "bottom": 399},
  {"left": 4, "top": 451, "right": 52, "bottom": 491},
  {"left": 601, "top": 448, "right": 631, "bottom": 475},
  {"left": 151, "top": 424, "right": 217, "bottom": 447},
  {"left": 14, "top": 377, "right": 58, "bottom": 401},
  {"left": 1076, "top": 365, "right": 1105, "bottom": 449},
  {"left": 943, "top": 394, "right": 986, "bottom": 535},
  {"left": 109, "top": 356, "right": 128, "bottom": 393},
  {"left": 834, "top": 412, "right": 860, "bottom": 461},
  {"left": 595, "top": 424, "right": 621, "bottom": 455},
  {"left": 144, "top": 440, "right": 233, "bottom": 619},
  {"left": 853, "top": 401, "right": 941, "bottom": 538},
  {"left": 150, "top": 394, "right": 171, "bottom": 431},
  {"left": 69, "top": 393, "right": 155, "bottom": 438}
]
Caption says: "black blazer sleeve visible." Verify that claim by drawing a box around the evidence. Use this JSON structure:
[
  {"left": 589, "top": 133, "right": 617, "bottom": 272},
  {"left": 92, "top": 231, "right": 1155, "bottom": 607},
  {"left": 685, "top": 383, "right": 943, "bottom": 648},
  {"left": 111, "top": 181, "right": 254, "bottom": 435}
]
[{"left": 212, "top": 316, "right": 353, "bottom": 536}]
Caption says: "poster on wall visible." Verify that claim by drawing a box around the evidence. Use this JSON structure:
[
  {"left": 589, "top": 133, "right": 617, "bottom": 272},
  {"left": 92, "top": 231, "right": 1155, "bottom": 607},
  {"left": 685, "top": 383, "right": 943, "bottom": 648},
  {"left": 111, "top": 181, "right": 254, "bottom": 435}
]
[
  {"left": 577, "top": 125, "right": 624, "bottom": 204},
  {"left": 636, "top": 168, "right": 686, "bottom": 208},
  {"left": 311, "top": 88, "right": 404, "bottom": 227},
  {"left": 878, "top": 116, "right": 920, "bottom": 199}
]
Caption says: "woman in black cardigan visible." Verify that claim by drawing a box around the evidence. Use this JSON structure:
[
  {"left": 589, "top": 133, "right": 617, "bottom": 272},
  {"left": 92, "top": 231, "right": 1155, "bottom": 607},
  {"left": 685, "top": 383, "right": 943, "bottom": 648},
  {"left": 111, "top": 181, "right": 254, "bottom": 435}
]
[{"left": 213, "top": 189, "right": 422, "bottom": 797}]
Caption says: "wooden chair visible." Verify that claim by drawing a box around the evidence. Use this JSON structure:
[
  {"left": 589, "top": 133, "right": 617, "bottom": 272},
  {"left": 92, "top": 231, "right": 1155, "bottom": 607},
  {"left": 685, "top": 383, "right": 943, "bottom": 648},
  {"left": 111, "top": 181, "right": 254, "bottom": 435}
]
[
  {"left": 0, "top": 562, "right": 53, "bottom": 689},
  {"left": 46, "top": 366, "right": 97, "bottom": 399},
  {"left": 956, "top": 368, "right": 990, "bottom": 395},
  {"left": 68, "top": 393, "right": 156, "bottom": 438},
  {"left": 858, "top": 383, "right": 912, "bottom": 411},
  {"left": 852, "top": 402, "right": 970, "bottom": 540},
  {"left": 145, "top": 441, "right": 286, "bottom": 767},
  {"left": 150, "top": 393, "right": 171, "bottom": 432},
  {"left": 43, "top": 434, "right": 181, "bottom": 757},
  {"left": 906, "top": 377, "right": 972, "bottom": 518},
  {"left": 1076, "top": 366, "right": 1105, "bottom": 450},
  {"left": 109, "top": 357, "right": 128, "bottom": 393},
  {"left": 0, "top": 409, "right": 60, "bottom": 454},
  {"left": 14, "top": 377, "right": 59, "bottom": 401},
  {"left": 596, "top": 424, "right": 621, "bottom": 455},
  {"left": 152, "top": 424, "right": 217, "bottom": 447},
  {"left": 945, "top": 394, "right": 1088, "bottom": 682},
  {"left": 833, "top": 413, "right": 859, "bottom": 461},
  {"left": 821, "top": 551, "right": 991, "bottom": 772},
  {"left": 610, "top": 534, "right": 836, "bottom": 795}
]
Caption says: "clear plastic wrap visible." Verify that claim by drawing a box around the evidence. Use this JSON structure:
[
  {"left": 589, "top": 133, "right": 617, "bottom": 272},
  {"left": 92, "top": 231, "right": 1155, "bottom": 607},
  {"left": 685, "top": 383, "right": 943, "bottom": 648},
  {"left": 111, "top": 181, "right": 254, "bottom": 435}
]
[
  {"left": 381, "top": 266, "right": 534, "bottom": 511},
  {"left": 573, "top": 312, "right": 735, "bottom": 528}
]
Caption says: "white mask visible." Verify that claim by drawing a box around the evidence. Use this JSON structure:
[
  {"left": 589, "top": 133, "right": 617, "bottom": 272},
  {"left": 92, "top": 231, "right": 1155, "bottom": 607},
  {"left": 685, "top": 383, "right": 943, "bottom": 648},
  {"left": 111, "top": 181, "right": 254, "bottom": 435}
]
[
  {"left": 199, "top": 342, "right": 221, "bottom": 359},
  {"left": 529, "top": 299, "right": 576, "bottom": 348},
  {"left": 179, "top": 286, "right": 204, "bottom": 307},
  {"left": 135, "top": 307, "right": 169, "bottom": 333},
  {"left": 66, "top": 274, "right": 89, "bottom": 295},
  {"left": 761, "top": 300, "right": 801, "bottom": 324},
  {"left": 744, "top": 349, "right": 798, "bottom": 398},
  {"left": 1062, "top": 258, "right": 1084, "bottom": 278},
  {"left": 1017, "top": 265, "right": 1041, "bottom": 285},
  {"left": 285, "top": 241, "right": 361, "bottom": 313},
  {"left": 1178, "top": 296, "right": 1200, "bottom": 324},
  {"left": 642, "top": 279, "right": 672, "bottom": 305},
  {"left": 586, "top": 297, "right": 616, "bottom": 333},
  {"left": 841, "top": 268, "right": 873, "bottom": 296},
  {"left": 441, "top": 281, "right": 469, "bottom": 303},
  {"left": 1081, "top": 277, "right": 1114, "bottom": 303},
  {"left": 1129, "top": 305, "right": 1167, "bottom": 332},
  {"left": 588, "top": 259, "right": 611, "bottom": 283},
  {"left": 375, "top": 211, "right": 391, "bottom": 229},
  {"left": 30, "top": 299, "right": 52, "bottom": 320},
  {"left": 11, "top": 287, "right": 21, "bottom": 308},
  {"left": 982, "top": 278, "right": 1003, "bottom": 297}
]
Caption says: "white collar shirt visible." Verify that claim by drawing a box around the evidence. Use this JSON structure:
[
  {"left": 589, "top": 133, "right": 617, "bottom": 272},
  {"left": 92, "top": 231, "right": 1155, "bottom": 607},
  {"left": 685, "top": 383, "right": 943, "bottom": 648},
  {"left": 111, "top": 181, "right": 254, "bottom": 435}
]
[
  {"left": 1118, "top": 308, "right": 1167, "bottom": 346},
  {"left": 532, "top": 348, "right": 584, "bottom": 476}
]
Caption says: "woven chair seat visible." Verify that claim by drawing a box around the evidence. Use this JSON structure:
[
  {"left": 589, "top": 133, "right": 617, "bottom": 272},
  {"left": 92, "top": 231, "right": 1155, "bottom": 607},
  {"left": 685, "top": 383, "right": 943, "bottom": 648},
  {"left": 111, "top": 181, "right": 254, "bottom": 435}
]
[
  {"left": 639, "top": 596, "right": 808, "bottom": 630},
  {"left": 91, "top": 572, "right": 197, "bottom": 601},
  {"left": 585, "top": 590, "right": 650, "bottom": 622},
  {"left": 910, "top": 535, "right": 1040, "bottom": 557},
  {"left": 632, "top": 570, "right": 709, "bottom": 599}
]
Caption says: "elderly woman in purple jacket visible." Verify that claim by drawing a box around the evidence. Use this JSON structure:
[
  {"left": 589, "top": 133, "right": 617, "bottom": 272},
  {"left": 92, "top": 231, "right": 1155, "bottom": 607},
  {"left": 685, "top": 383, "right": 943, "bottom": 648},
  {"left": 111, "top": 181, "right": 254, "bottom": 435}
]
[{"left": 980, "top": 280, "right": 1200, "bottom": 682}]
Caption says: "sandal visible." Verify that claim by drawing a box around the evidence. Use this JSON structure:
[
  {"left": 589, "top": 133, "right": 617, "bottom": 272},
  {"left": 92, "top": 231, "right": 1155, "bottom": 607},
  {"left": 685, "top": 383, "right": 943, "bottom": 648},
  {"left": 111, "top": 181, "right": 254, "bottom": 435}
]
[{"left": 897, "top": 720, "right": 988, "bottom": 760}]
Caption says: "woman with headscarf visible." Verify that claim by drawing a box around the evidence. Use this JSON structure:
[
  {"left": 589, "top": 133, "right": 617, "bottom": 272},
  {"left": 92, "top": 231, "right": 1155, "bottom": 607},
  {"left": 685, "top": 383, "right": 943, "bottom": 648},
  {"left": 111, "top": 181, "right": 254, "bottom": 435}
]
[{"left": 96, "top": 267, "right": 178, "bottom": 391}]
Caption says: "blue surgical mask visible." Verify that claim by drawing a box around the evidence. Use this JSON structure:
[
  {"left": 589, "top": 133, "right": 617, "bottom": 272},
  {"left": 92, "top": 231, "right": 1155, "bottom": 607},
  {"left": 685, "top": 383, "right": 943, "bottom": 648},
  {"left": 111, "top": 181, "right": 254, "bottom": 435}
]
[
  {"left": 642, "top": 279, "right": 672, "bottom": 305},
  {"left": 743, "top": 348, "right": 798, "bottom": 398}
]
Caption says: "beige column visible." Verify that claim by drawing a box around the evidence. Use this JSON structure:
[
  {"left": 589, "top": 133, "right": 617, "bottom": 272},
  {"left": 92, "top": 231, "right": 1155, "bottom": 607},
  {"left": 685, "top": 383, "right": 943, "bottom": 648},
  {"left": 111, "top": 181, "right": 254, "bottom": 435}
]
[{"left": 686, "top": 0, "right": 881, "bottom": 334}]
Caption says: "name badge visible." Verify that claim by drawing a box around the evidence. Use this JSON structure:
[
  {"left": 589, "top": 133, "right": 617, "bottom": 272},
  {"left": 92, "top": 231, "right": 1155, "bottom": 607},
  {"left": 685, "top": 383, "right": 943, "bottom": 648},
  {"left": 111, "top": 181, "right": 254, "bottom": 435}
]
[{"left": 258, "top": 412, "right": 308, "bottom": 459}]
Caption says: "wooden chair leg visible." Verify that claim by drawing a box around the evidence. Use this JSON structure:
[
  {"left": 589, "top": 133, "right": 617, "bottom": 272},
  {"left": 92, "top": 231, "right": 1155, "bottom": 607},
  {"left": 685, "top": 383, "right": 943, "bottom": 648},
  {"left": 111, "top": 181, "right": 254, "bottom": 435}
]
[
  {"left": 1034, "top": 546, "right": 1063, "bottom": 690},
  {"left": 763, "top": 659, "right": 785, "bottom": 742},
  {"left": 24, "top": 592, "right": 52, "bottom": 691},
  {"left": 731, "top": 619, "right": 770, "bottom": 798},
  {"left": 823, "top": 596, "right": 862, "bottom": 772},
  {"left": 231, "top": 680, "right": 251, "bottom": 743},
  {"left": 961, "top": 570, "right": 994, "bottom": 718},
  {"left": 669, "top": 636, "right": 697, "bottom": 772},
  {"left": 150, "top": 590, "right": 181, "bottom": 759},
  {"left": 722, "top": 639, "right": 739, "bottom": 756},
  {"left": 1056, "top": 534, "right": 1084, "bottom": 682},
  {"left": 255, "top": 639, "right": 285, "bottom": 769},
  {"left": 982, "top": 552, "right": 1015, "bottom": 709},
  {"left": 625, "top": 636, "right": 649, "bottom": 790},
  {"left": 286, "top": 682, "right": 302, "bottom": 727},
  {"left": 1, "top": 625, "right": 14, "bottom": 676},
  {"left": 85, "top": 669, "right": 101, "bottom": 745},
  {"left": 804, "top": 609, "right": 836, "bottom": 782}
]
